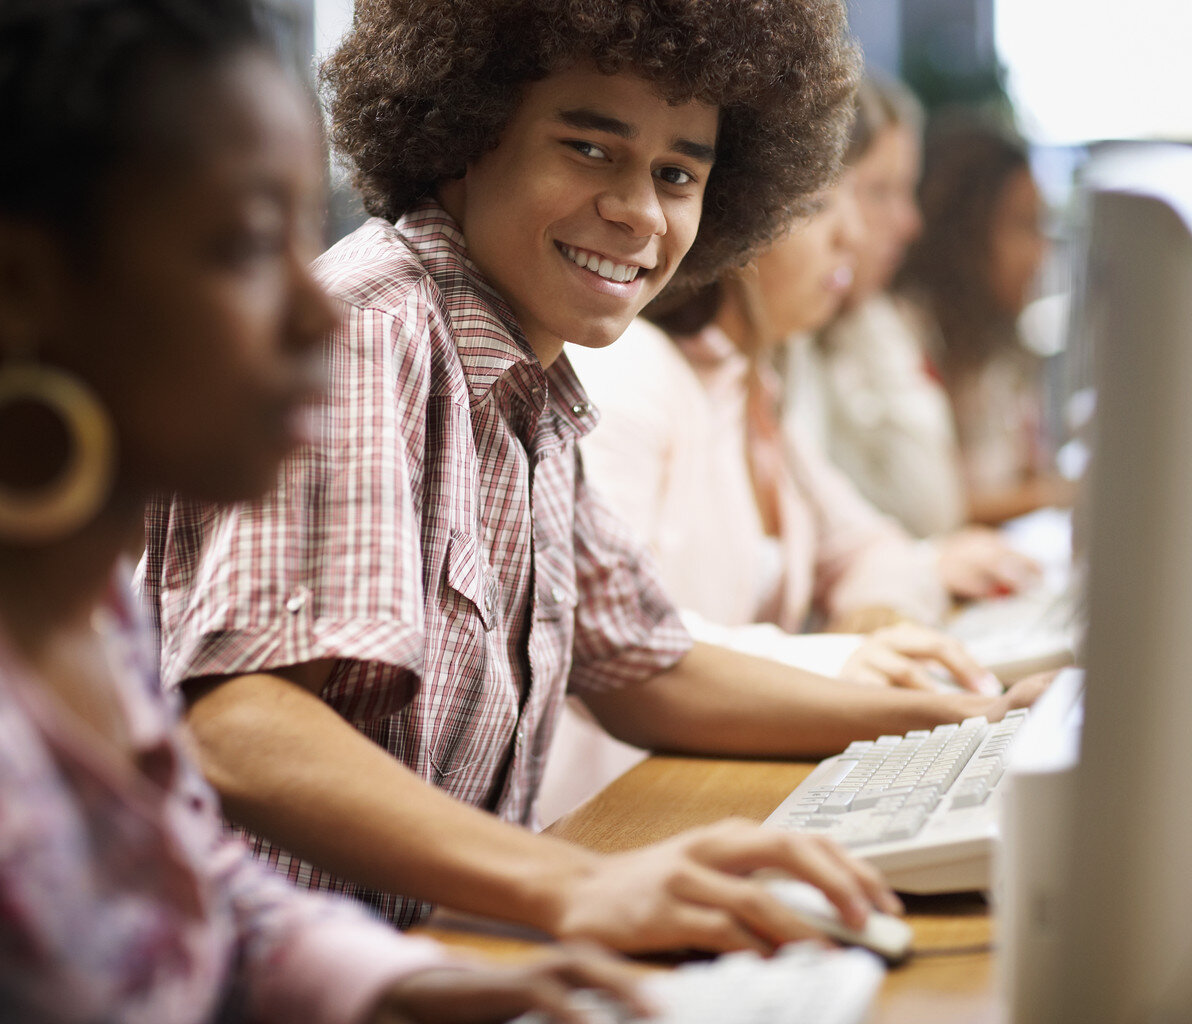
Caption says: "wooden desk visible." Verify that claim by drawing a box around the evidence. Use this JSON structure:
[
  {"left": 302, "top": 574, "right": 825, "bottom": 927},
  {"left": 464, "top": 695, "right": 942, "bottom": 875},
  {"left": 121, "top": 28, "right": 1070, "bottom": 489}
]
[{"left": 417, "top": 755, "right": 1003, "bottom": 1023}]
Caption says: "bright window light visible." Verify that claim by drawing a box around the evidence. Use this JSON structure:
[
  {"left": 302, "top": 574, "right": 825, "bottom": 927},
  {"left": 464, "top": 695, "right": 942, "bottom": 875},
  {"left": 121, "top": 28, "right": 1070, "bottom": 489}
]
[
  {"left": 314, "top": 0, "right": 353, "bottom": 59},
  {"left": 996, "top": 0, "right": 1192, "bottom": 144}
]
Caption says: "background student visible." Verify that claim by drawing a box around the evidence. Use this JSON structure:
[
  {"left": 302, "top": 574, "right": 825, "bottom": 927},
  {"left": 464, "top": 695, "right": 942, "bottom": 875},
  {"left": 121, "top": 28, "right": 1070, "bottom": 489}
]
[
  {"left": 895, "top": 116, "right": 1074, "bottom": 526},
  {"left": 0, "top": 2, "right": 649, "bottom": 1021},
  {"left": 796, "top": 76, "right": 963, "bottom": 538},
  {"left": 142, "top": 0, "right": 1046, "bottom": 957},
  {"left": 786, "top": 77, "right": 1043, "bottom": 595}
]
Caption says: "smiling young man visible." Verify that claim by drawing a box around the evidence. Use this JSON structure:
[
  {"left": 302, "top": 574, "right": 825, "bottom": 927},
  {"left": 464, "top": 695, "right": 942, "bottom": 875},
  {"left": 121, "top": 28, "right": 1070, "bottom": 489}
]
[
  {"left": 141, "top": 0, "right": 1047, "bottom": 955},
  {"left": 437, "top": 66, "right": 718, "bottom": 362}
]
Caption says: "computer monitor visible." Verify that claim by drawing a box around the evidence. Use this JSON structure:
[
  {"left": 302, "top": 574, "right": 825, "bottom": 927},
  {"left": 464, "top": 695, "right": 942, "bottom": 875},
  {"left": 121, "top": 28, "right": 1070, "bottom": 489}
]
[{"left": 1023, "top": 143, "right": 1192, "bottom": 1023}]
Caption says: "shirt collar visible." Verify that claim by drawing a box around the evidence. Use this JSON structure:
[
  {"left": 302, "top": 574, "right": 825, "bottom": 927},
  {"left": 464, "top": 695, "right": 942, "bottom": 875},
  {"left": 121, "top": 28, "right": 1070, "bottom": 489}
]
[
  {"left": 397, "top": 200, "right": 598, "bottom": 441},
  {"left": 398, "top": 200, "right": 536, "bottom": 400}
]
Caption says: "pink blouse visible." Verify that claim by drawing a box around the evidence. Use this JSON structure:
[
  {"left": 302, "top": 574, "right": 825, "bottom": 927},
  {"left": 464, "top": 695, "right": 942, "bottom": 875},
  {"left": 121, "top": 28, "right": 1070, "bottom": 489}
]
[
  {"left": 568, "top": 319, "right": 947, "bottom": 631},
  {"left": 0, "top": 574, "right": 449, "bottom": 1024}
]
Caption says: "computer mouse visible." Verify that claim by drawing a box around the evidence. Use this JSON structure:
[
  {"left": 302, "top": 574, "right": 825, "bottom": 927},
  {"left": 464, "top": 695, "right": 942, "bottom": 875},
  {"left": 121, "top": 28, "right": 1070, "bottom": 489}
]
[{"left": 762, "top": 876, "right": 913, "bottom": 965}]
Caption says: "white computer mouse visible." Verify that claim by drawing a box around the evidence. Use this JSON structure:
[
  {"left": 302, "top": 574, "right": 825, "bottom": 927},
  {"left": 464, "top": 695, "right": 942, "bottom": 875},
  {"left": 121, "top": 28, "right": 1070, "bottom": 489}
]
[{"left": 762, "top": 876, "right": 913, "bottom": 964}]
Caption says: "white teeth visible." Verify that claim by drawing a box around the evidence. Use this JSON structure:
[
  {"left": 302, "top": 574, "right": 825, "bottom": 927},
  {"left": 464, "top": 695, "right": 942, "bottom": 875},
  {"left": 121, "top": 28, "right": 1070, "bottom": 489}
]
[{"left": 561, "top": 244, "right": 641, "bottom": 283}]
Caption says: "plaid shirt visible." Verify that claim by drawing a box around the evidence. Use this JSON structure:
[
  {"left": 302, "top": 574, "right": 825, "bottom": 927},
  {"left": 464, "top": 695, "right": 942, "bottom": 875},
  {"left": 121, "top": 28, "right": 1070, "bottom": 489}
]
[{"left": 141, "top": 201, "right": 692, "bottom": 928}]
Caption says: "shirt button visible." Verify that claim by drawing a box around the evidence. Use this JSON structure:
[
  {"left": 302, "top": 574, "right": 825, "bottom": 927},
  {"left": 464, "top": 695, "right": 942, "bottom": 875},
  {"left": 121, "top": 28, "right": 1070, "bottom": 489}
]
[
  {"left": 550, "top": 586, "right": 566, "bottom": 604},
  {"left": 571, "top": 401, "right": 590, "bottom": 417},
  {"left": 285, "top": 587, "right": 309, "bottom": 613}
]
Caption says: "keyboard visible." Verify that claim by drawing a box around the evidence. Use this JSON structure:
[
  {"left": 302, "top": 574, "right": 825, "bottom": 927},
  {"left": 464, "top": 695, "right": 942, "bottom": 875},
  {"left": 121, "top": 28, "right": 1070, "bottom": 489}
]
[
  {"left": 511, "top": 943, "right": 884, "bottom": 1024},
  {"left": 946, "top": 583, "right": 1081, "bottom": 681},
  {"left": 763, "top": 711, "right": 1031, "bottom": 893}
]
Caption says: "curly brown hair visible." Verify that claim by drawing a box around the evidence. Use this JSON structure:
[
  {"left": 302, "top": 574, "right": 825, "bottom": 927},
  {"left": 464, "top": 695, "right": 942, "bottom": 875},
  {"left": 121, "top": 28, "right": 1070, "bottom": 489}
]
[{"left": 322, "top": 0, "right": 860, "bottom": 288}]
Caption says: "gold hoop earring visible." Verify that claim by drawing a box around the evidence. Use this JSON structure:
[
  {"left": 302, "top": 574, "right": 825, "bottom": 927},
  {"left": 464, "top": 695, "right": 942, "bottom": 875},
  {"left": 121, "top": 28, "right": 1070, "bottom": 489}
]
[{"left": 0, "top": 361, "right": 115, "bottom": 544}]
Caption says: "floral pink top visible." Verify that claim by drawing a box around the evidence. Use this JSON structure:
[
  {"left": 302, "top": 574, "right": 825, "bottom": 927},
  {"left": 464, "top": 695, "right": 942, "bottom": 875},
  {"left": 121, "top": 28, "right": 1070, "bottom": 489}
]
[{"left": 0, "top": 574, "right": 449, "bottom": 1024}]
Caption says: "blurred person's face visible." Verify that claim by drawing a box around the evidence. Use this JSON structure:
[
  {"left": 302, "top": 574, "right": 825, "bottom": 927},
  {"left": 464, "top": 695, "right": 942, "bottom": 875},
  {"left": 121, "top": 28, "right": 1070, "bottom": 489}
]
[
  {"left": 848, "top": 124, "right": 922, "bottom": 303},
  {"left": 752, "top": 173, "right": 863, "bottom": 342},
  {"left": 986, "top": 166, "right": 1048, "bottom": 316},
  {"left": 438, "top": 64, "right": 718, "bottom": 367},
  {"left": 33, "top": 53, "right": 334, "bottom": 504}
]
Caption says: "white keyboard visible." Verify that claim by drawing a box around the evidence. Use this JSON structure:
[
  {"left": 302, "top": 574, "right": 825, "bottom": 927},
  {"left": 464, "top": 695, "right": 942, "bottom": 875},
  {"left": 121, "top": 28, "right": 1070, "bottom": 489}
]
[
  {"left": 763, "top": 711, "right": 1030, "bottom": 893},
  {"left": 946, "top": 584, "right": 1081, "bottom": 680},
  {"left": 512, "top": 943, "right": 884, "bottom": 1024}
]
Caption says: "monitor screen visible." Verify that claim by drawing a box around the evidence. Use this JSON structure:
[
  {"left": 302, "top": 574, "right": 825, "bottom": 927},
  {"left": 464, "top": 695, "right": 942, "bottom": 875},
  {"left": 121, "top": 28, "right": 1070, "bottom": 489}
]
[{"left": 1044, "top": 143, "right": 1192, "bottom": 1022}]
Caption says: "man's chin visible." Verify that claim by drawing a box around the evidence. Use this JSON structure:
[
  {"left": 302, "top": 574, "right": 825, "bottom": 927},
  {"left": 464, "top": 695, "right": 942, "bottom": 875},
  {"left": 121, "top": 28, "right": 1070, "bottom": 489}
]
[{"left": 564, "top": 321, "right": 637, "bottom": 351}]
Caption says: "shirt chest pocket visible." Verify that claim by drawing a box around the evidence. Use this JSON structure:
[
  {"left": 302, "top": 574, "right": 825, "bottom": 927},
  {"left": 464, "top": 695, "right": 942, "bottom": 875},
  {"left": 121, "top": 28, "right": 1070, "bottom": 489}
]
[{"left": 445, "top": 530, "right": 499, "bottom": 631}]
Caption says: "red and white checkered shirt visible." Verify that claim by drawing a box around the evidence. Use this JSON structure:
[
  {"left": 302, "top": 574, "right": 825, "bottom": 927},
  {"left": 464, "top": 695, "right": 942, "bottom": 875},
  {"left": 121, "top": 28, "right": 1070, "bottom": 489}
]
[{"left": 141, "top": 201, "right": 692, "bottom": 928}]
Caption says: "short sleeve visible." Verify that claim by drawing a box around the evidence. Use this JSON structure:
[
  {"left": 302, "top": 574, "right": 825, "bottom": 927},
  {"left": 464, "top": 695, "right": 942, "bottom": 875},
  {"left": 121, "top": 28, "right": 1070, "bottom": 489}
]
[{"left": 142, "top": 287, "right": 435, "bottom": 722}]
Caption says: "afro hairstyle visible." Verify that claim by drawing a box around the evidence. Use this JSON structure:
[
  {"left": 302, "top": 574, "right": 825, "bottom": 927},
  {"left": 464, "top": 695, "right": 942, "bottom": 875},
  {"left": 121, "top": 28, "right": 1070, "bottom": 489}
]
[{"left": 322, "top": 0, "right": 860, "bottom": 290}]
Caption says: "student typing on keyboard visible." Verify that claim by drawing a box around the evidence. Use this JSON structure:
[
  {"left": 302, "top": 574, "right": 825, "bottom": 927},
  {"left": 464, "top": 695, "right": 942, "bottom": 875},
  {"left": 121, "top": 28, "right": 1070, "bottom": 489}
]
[{"left": 140, "top": 0, "right": 1051, "bottom": 973}]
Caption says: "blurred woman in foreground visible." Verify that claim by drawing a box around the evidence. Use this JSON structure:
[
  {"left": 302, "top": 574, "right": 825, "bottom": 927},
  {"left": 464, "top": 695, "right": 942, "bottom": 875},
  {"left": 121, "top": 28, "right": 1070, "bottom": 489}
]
[{"left": 0, "top": 2, "right": 639, "bottom": 1020}]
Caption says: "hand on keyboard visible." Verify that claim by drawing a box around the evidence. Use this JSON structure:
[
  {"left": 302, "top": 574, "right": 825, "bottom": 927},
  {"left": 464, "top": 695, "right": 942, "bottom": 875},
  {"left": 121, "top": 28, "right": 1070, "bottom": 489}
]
[
  {"left": 366, "top": 944, "right": 651, "bottom": 1024},
  {"left": 547, "top": 819, "right": 902, "bottom": 955},
  {"left": 510, "top": 943, "right": 885, "bottom": 1024},
  {"left": 987, "top": 671, "right": 1055, "bottom": 721},
  {"left": 840, "top": 621, "right": 1002, "bottom": 694},
  {"left": 935, "top": 526, "right": 1043, "bottom": 600}
]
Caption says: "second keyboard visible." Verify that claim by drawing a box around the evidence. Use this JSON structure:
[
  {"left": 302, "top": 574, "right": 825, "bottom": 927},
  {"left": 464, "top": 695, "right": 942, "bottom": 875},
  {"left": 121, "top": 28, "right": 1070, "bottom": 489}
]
[{"left": 763, "top": 711, "right": 1030, "bottom": 893}]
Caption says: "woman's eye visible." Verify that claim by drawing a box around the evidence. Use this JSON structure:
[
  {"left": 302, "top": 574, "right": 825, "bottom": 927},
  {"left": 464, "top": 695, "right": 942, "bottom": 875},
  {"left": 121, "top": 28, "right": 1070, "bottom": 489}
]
[
  {"left": 567, "top": 140, "right": 608, "bottom": 160},
  {"left": 209, "top": 228, "right": 287, "bottom": 268},
  {"left": 655, "top": 166, "right": 695, "bottom": 187}
]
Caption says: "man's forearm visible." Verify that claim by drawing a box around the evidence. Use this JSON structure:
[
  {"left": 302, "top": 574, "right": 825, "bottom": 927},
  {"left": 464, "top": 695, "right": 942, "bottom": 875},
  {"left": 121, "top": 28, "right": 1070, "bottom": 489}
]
[
  {"left": 583, "top": 641, "right": 988, "bottom": 759},
  {"left": 185, "top": 672, "right": 596, "bottom": 931}
]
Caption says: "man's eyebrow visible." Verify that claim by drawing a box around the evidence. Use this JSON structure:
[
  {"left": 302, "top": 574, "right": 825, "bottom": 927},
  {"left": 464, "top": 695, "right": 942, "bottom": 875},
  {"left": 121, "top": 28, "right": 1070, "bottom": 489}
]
[
  {"left": 672, "top": 138, "right": 717, "bottom": 164},
  {"left": 557, "top": 107, "right": 636, "bottom": 138},
  {"left": 556, "top": 107, "right": 716, "bottom": 165}
]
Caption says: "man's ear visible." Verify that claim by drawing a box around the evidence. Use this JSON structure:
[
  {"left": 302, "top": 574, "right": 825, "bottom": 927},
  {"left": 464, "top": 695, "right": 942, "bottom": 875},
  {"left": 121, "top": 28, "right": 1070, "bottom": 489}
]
[{"left": 0, "top": 219, "right": 70, "bottom": 354}]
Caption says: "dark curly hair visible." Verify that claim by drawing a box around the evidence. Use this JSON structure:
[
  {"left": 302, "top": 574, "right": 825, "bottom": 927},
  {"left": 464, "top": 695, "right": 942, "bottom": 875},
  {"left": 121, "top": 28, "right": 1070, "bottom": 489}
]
[
  {"left": 896, "top": 114, "right": 1031, "bottom": 374},
  {"left": 322, "top": 0, "right": 860, "bottom": 289},
  {"left": 0, "top": 0, "right": 265, "bottom": 240}
]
